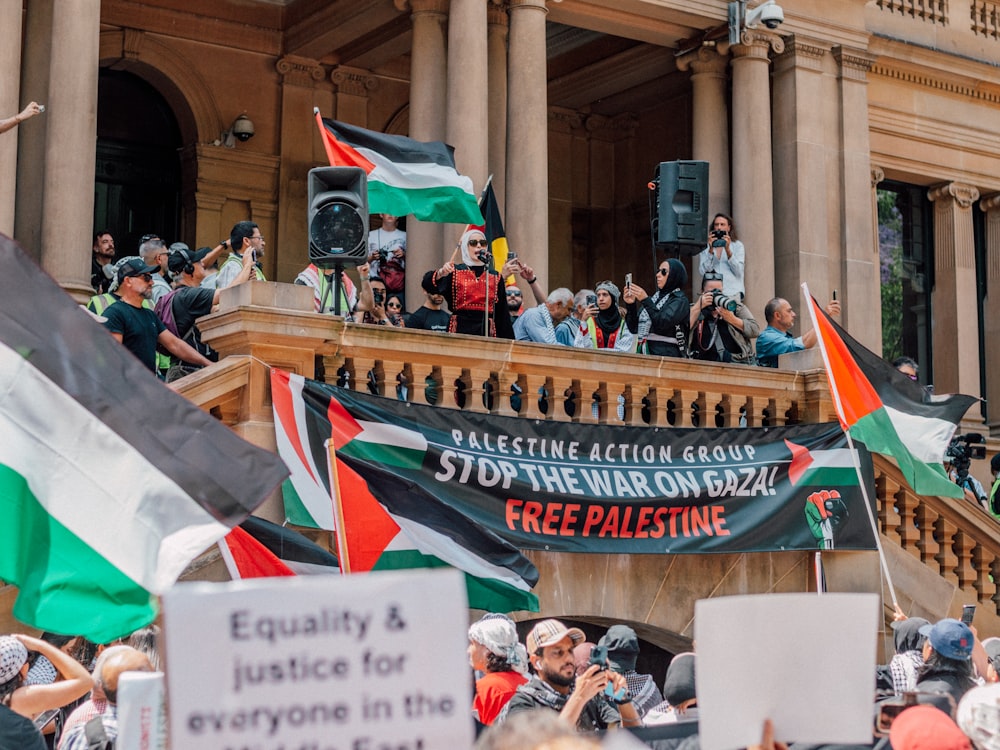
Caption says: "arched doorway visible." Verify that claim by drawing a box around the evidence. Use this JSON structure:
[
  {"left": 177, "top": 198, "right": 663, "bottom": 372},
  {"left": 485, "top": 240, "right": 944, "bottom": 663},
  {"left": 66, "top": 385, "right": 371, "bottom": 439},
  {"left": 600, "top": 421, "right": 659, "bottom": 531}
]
[{"left": 94, "top": 69, "right": 182, "bottom": 257}]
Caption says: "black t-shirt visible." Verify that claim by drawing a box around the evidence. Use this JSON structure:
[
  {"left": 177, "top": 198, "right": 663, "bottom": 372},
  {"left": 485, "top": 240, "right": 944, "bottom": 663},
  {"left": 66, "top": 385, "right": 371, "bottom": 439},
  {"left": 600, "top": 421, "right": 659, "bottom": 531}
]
[
  {"left": 170, "top": 286, "right": 215, "bottom": 339},
  {"left": 103, "top": 300, "right": 166, "bottom": 372},
  {"left": 0, "top": 704, "right": 46, "bottom": 750},
  {"left": 406, "top": 306, "right": 450, "bottom": 332}
]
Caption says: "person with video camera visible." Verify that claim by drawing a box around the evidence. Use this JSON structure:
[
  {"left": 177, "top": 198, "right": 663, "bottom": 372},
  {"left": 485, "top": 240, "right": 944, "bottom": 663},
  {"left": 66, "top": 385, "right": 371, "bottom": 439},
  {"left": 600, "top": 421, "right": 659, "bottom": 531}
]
[
  {"left": 946, "top": 433, "right": 989, "bottom": 512},
  {"left": 688, "top": 271, "right": 759, "bottom": 364},
  {"left": 698, "top": 213, "right": 744, "bottom": 299}
]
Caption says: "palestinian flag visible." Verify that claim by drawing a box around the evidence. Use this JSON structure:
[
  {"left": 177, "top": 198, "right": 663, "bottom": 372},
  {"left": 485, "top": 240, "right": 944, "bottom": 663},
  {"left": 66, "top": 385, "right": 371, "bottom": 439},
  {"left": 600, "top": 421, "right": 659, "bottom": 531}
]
[
  {"left": 805, "top": 290, "right": 977, "bottom": 499},
  {"left": 271, "top": 369, "right": 540, "bottom": 613},
  {"left": 315, "top": 111, "right": 482, "bottom": 225},
  {"left": 477, "top": 182, "right": 512, "bottom": 282},
  {"left": 0, "top": 234, "right": 288, "bottom": 642},
  {"left": 786, "top": 440, "right": 860, "bottom": 487},
  {"left": 218, "top": 516, "right": 339, "bottom": 579}
]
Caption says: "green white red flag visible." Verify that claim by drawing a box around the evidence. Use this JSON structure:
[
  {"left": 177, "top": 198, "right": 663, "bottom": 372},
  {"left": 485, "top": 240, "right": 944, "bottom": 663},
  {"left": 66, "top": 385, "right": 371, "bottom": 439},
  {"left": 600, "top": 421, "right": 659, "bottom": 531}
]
[
  {"left": 315, "top": 112, "right": 483, "bottom": 225},
  {"left": 271, "top": 369, "right": 540, "bottom": 613},
  {"left": 805, "top": 292, "right": 976, "bottom": 499},
  {"left": 0, "top": 234, "right": 288, "bottom": 642}
]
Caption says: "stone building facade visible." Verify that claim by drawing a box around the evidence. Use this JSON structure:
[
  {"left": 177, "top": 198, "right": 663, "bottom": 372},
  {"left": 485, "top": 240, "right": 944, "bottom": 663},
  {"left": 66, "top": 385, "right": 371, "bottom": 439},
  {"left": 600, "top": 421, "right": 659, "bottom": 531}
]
[{"left": 2, "top": 0, "right": 998, "bottom": 430}]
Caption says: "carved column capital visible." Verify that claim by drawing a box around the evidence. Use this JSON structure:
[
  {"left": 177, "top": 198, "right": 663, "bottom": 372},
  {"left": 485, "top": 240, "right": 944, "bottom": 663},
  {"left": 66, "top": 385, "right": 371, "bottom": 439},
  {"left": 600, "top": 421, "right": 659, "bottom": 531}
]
[
  {"left": 509, "top": 0, "right": 548, "bottom": 11},
  {"left": 928, "top": 182, "right": 980, "bottom": 209},
  {"left": 276, "top": 56, "right": 325, "bottom": 86},
  {"left": 676, "top": 44, "right": 729, "bottom": 75},
  {"left": 732, "top": 28, "right": 784, "bottom": 59},
  {"left": 833, "top": 45, "right": 876, "bottom": 82},
  {"left": 487, "top": 0, "right": 508, "bottom": 26},
  {"left": 980, "top": 193, "right": 1000, "bottom": 213},
  {"left": 871, "top": 166, "right": 885, "bottom": 188},
  {"left": 772, "top": 36, "right": 826, "bottom": 72},
  {"left": 331, "top": 67, "right": 380, "bottom": 95}
]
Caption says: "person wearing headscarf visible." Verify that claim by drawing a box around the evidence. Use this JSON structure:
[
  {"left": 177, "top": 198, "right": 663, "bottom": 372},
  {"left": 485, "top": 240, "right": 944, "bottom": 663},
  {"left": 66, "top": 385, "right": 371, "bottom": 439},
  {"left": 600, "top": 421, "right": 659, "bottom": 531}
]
[
  {"left": 888, "top": 616, "right": 930, "bottom": 695},
  {"left": 467, "top": 614, "right": 529, "bottom": 725},
  {"left": 423, "top": 229, "right": 514, "bottom": 339},
  {"left": 573, "top": 281, "right": 635, "bottom": 352},
  {"left": 624, "top": 258, "right": 690, "bottom": 358}
]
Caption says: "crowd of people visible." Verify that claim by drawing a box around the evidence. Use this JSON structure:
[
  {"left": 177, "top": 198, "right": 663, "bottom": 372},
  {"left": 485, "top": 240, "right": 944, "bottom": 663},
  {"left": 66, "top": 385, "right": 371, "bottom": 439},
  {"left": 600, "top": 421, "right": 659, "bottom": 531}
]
[
  {"left": 88, "top": 211, "right": 854, "bottom": 383},
  {"left": 13, "top": 607, "right": 1000, "bottom": 749},
  {"left": 0, "top": 627, "right": 160, "bottom": 748},
  {"left": 465, "top": 611, "right": 1000, "bottom": 750}
]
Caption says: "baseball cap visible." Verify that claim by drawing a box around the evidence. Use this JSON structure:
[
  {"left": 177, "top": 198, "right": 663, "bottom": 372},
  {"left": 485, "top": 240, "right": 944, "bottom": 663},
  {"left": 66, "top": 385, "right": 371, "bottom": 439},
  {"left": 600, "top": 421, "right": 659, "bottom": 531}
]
[
  {"left": 599, "top": 625, "right": 639, "bottom": 673},
  {"left": 115, "top": 257, "right": 158, "bottom": 285},
  {"left": 526, "top": 619, "right": 585, "bottom": 655},
  {"left": 919, "top": 618, "right": 974, "bottom": 661},
  {"left": 167, "top": 246, "right": 211, "bottom": 275},
  {"left": 0, "top": 636, "right": 28, "bottom": 684}
]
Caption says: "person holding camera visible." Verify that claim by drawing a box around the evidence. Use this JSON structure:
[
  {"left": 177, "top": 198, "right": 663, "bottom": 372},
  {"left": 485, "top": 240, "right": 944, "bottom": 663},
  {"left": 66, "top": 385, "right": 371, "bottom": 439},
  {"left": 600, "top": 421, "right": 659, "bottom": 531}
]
[
  {"left": 624, "top": 258, "right": 690, "bottom": 358},
  {"left": 367, "top": 214, "right": 406, "bottom": 308},
  {"left": 688, "top": 271, "right": 760, "bottom": 364},
  {"left": 573, "top": 281, "right": 635, "bottom": 352},
  {"left": 698, "top": 213, "right": 745, "bottom": 299}
]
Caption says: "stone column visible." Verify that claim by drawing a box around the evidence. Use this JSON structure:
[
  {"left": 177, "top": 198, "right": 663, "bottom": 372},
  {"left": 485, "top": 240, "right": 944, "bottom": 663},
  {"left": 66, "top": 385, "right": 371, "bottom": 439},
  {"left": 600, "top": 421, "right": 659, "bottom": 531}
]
[
  {"left": 276, "top": 56, "right": 327, "bottom": 283},
  {"left": 13, "top": 0, "right": 54, "bottom": 260},
  {"left": 730, "top": 30, "right": 780, "bottom": 310},
  {"left": 506, "top": 0, "right": 548, "bottom": 290},
  {"left": 834, "top": 46, "right": 879, "bottom": 350},
  {"left": 402, "top": 0, "right": 449, "bottom": 301},
  {"left": 0, "top": 0, "right": 23, "bottom": 235},
  {"left": 487, "top": 0, "right": 508, "bottom": 212},
  {"left": 771, "top": 38, "right": 828, "bottom": 317},
  {"left": 928, "top": 182, "right": 980, "bottom": 398},
  {"left": 38, "top": 0, "right": 100, "bottom": 299},
  {"left": 981, "top": 194, "right": 1000, "bottom": 432},
  {"left": 676, "top": 46, "right": 730, "bottom": 219},
  {"left": 446, "top": 0, "right": 488, "bottom": 191}
]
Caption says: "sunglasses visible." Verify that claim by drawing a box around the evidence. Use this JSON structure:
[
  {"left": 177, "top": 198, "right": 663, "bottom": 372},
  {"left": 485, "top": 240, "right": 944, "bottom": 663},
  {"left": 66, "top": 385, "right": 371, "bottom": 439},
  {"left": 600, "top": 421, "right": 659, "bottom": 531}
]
[
  {"left": 131, "top": 273, "right": 152, "bottom": 282},
  {"left": 387, "top": 303, "right": 401, "bottom": 309},
  {"left": 657, "top": 267, "right": 669, "bottom": 276},
  {"left": 507, "top": 291, "right": 522, "bottom": 297},
  {"left": 468, "top": 239, "right": 488, "bottom": 248}
]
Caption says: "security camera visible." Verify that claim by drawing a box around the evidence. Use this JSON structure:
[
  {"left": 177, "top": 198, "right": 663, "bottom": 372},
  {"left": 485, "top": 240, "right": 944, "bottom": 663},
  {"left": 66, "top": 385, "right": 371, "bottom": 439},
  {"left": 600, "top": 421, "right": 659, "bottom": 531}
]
[
  {"left": 232, "top": 114, "right": 255, "bottom": 142},
  {"left": 746, "top": 0, "right": 784, "bottom": 30}
]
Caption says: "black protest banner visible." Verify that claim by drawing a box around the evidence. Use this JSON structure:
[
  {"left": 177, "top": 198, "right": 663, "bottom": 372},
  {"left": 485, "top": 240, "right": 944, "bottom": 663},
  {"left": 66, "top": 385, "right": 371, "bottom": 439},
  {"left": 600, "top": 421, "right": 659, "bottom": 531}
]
[{"left": 314, "top": 381, "right": 877, "bottom": 554}]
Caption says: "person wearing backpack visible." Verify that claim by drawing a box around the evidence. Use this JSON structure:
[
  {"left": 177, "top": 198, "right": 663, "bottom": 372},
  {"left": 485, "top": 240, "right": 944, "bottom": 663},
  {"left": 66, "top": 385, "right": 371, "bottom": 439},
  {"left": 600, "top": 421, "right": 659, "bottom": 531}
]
[{"left": 155, "top": 246, "right": 256, "bottom": 380}]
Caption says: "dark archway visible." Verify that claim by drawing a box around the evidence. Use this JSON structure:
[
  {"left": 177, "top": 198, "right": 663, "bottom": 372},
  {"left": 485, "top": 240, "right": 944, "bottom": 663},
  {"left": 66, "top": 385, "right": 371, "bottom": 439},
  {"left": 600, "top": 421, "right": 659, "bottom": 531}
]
[{"left": 94, "top": 69, "right": 182, "bottom": 257}]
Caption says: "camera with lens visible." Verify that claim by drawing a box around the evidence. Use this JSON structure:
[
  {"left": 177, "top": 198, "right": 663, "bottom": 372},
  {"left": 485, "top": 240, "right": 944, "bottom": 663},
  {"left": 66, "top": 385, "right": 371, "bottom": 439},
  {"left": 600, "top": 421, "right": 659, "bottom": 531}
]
[
  {"left": 711, "top": 229, "right": 727, "bottom": 248},
  {"left": 947, "top": 432, "right": 987, "bottom": 497},
  {"left": 373, "top": 288, "right": 384, "bottom": 306},
  {"left": 708, "top": 289, "right": 740, "bottom": 313}
]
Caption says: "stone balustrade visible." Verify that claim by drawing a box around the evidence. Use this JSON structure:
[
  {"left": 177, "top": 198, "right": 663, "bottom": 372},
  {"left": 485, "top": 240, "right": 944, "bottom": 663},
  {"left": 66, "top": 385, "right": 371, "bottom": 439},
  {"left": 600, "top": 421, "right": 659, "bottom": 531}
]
[{"left": 190, "top": 282, "right": 999, "bottom": 631}]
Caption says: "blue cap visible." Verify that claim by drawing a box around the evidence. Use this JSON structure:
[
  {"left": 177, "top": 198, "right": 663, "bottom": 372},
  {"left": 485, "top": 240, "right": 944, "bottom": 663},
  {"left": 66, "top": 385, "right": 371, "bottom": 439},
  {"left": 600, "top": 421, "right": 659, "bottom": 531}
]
[{"left": 919, "top": 618, "right": 973, "bottom": 661}]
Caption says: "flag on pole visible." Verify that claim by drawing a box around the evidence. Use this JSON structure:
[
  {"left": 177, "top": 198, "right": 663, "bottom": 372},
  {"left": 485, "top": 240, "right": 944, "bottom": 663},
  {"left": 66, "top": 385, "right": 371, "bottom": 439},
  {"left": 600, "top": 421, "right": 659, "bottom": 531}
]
[
  {"left": 315, "top": 112, "right": 483, "bottom": 225},
  {"left": 477, "top": 181, "right": 512, "bottom": 281},
  {"left": 804, "top": 292, "right": 977, "bottom": 499},
  {"left": 218, "top": 516, "right": 339, "bottom": 579},
  {"left": 271, "top": 368, "right": 540, "bottom": 612},
  {"left": 0, "top": 234, "right": 288, "bottom": 642}
]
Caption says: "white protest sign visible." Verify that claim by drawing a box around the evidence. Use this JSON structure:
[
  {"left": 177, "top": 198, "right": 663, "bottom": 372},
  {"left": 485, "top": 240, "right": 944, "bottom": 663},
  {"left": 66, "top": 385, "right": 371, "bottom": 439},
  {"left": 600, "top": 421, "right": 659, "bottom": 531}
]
[
  {"left": 117, "top": 671, "right": 165, "bottom": 750},
  {"left": 695, "top": 592, "right": 879, "bottom": 750},
  {"left": 162, "top": 568, "right": 473, "bottom": 750}
]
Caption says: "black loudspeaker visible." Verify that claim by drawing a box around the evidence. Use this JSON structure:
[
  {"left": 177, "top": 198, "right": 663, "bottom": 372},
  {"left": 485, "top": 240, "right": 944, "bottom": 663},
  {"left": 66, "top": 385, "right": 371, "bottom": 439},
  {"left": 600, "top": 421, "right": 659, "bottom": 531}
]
[
  {"left": 651, "top": 160, "right": 709, "bottom": 255},
  {"left": 308, "top": 167, "right": 369, "bottom": 268}
]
